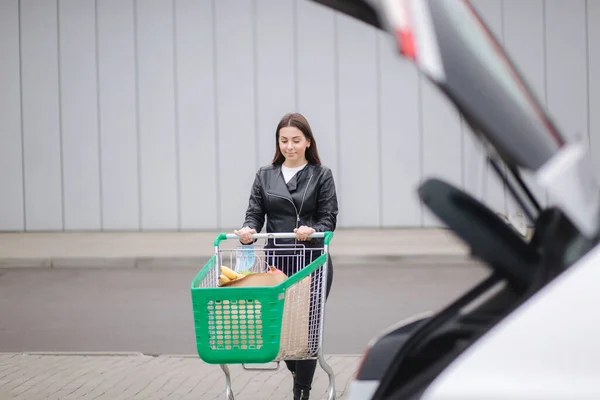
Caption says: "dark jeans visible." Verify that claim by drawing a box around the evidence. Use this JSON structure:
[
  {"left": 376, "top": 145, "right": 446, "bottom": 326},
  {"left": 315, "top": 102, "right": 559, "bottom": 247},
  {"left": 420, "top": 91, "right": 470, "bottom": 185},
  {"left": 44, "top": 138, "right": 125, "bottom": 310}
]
[{"left": 265, "top": 247, "right": 334, "bottom": 393}]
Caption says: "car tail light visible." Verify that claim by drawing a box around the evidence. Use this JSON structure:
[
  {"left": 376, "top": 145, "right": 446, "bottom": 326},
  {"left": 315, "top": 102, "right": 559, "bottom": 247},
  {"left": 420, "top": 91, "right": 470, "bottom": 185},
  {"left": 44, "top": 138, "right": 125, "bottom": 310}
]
[{"left": 383, "top": 0, "right": 417, "bottom": 60}]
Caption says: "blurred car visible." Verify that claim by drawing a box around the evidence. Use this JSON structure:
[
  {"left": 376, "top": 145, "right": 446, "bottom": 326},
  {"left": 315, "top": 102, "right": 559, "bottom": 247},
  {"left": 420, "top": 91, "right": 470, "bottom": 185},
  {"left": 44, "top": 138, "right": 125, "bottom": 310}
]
[{"left": 311, "top": 0, "right": 600, "bottom": 399}]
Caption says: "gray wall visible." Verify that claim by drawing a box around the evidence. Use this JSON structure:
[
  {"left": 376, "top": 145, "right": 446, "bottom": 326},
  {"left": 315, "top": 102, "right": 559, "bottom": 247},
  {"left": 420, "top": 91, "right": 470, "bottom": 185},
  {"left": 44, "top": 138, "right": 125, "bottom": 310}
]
[{"left": 0, "top": 0, "right": 598, "bottom": 232}]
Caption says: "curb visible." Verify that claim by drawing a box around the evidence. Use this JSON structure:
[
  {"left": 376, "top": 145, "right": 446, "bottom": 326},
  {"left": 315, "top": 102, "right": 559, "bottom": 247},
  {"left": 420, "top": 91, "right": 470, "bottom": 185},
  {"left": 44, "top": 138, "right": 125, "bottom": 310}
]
[
  {"left": 3, "top": 351, "right": 145, "bottom": 357},
  {"left": 0, "top": 253, "right": 477, "bottom": 269},
  {"left": 0, "top": 256, "right": 211, "bottom": 269}
]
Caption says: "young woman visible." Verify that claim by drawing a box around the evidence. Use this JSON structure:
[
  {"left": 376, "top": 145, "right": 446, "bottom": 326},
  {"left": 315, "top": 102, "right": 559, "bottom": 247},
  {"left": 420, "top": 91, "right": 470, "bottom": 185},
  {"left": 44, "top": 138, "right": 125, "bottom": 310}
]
[{"left": 234, "top": 112, "right": 339, "bottom": 400}]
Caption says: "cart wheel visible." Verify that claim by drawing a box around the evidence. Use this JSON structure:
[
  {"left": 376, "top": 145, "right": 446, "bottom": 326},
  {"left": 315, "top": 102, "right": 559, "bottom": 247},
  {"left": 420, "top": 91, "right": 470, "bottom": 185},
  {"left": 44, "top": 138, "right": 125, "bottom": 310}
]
[
  {"left": 318, "top": 353, "right": 336, "bottom": 400},
  {"left": 220, "top": 364, "right": 235, "bottom": 400}
]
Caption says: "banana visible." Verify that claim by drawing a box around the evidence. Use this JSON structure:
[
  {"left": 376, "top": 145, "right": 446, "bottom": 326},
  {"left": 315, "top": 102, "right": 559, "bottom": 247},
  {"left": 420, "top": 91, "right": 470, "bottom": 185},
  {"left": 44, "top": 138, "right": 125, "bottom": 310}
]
[
  {"left": 220, "top": 265, "right": 240, "bottom": 280},
  {"left": 219, "top": 274, "right": 231, "bottom": 285}
]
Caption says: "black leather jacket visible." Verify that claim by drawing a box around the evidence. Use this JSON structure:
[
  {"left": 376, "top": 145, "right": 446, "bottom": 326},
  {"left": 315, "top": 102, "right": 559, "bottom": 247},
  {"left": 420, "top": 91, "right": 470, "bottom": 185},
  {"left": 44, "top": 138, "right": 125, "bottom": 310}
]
[{"left": 242, "top": 163, "right": 339, "bottom": 246}]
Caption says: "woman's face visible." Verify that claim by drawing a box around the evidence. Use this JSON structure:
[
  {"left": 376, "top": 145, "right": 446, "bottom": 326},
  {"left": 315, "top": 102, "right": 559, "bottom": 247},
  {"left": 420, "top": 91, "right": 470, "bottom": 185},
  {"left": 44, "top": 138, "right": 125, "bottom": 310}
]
[{"left": 279, "top": 126, "right": 310, "bottom": 163}]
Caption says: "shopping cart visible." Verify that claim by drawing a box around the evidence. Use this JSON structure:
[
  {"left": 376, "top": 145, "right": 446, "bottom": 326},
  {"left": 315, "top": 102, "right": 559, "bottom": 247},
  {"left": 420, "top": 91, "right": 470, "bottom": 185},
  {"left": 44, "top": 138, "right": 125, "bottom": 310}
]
[{"left": 190, "top": 231, "right": 336, "bottom": 400}]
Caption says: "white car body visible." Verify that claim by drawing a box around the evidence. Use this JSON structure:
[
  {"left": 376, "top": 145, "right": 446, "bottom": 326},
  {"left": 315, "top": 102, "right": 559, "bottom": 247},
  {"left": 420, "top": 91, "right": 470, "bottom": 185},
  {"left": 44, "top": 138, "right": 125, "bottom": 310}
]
[
  {"left": 422, "top": 242, "right": 600, "bottom": 400},
  {"left": 348, "top": 381, "right": 380, "bottom": 400}
]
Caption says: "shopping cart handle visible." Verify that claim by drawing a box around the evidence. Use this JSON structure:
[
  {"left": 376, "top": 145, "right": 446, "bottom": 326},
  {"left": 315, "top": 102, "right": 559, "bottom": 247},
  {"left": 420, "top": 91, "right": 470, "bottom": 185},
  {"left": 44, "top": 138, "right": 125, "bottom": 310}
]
[
  {"left": 227, "top": 232, "right": 324, "bottom": 240},
  {"left": 215, "top": 231, "right": 333, "bottom": 246}
]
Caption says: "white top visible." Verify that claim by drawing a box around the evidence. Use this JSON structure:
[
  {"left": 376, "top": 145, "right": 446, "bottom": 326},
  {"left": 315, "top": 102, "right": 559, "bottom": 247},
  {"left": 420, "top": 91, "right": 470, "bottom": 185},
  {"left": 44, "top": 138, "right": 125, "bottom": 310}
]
[{"left": 281, "top": 163, "right": 307, "bottom": 183}]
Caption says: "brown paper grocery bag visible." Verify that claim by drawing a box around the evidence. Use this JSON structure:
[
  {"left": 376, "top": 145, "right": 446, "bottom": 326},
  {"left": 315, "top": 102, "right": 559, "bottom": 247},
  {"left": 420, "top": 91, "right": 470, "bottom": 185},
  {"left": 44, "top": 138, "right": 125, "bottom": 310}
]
[
  {"left": 278, "top": 276, "right": 312, "bottom": 359},
  {"left": 219, "top": 271, "right": 287, "bottom": 287}
]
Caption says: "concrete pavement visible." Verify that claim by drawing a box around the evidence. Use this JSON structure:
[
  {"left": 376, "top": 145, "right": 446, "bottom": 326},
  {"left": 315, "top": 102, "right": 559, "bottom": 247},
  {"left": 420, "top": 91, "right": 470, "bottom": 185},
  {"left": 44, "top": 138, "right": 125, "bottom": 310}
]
[
  {"left": 0, "top": 261, "right": 486, "bottom": 355},
  {"left": 0, "top": 229, "right": 483, "bottom": 399},
  {"left": 0, "top": 353, "right": 359, "bottom": 399},
  {"left": 0, "top": 228, "right": 471, "bottom": 268}
]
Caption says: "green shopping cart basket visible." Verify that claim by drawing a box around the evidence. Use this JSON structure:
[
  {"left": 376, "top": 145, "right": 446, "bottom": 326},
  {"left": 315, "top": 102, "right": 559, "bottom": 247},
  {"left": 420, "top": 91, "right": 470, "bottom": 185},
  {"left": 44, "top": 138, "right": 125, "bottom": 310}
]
[{"left": 190, "top": 231, "right": 337, "bottom": 400}]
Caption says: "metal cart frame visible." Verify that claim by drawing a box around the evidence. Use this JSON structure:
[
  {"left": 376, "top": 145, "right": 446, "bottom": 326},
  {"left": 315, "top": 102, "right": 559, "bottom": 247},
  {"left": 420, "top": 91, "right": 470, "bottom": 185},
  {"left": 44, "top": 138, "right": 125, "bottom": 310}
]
[{"left": 190, "top": 232, "right": 336, "bottom": 400}]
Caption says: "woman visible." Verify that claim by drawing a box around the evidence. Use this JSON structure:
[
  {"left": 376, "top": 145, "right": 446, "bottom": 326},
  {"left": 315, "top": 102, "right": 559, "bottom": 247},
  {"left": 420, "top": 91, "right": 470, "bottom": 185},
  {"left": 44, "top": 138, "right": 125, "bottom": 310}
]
[{"left": 234, "top": 112, "right": 338, "bottom": 400}]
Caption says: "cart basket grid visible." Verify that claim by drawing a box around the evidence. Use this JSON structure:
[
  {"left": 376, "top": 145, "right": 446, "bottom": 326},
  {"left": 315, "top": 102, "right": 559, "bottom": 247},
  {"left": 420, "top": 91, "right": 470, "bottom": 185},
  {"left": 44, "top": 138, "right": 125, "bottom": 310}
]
[{"left": 191, "top": 244, "right": 328, "bottom": 365}]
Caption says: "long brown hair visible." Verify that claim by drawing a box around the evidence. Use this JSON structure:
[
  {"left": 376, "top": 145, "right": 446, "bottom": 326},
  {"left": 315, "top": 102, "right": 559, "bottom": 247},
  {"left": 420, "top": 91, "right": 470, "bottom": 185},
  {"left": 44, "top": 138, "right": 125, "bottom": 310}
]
[{"left": 272, "top": 113, "right": 321, "bottom": 165}]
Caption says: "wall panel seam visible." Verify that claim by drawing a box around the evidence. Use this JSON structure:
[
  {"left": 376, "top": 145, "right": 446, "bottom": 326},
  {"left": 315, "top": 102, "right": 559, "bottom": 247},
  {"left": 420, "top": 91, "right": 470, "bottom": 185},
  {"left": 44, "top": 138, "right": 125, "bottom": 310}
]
[
  {"left": 18, "top": 0, "right": 27, "bottom": 230},
  {"left": 253, "top": 0, "right": 259, "bottom": 171},
  {"left": 500, "top": 0, "right": 507, "bottom": 214},
  {"left": 376, "top": 33, "right": 383, "bottom": 227},
  {"left": 95, "top": 0, "right": 104, "bottom": 230},
  {"left": 542, "top": 0, "right": 549, "bottom": 205},
  {"left": 333, "top": 13, "right": 341, "bottom": 216},
  {"left": 212, "top": 0, "right": 221, "bottom": 228},
  {"left": 460, "top": 115, "right": 465, "bottom": 192},
  {"left": 134, "top": 0, "right": 143, "bottom": 230},
  {"left": 57, "top": 0, "right": 66, "bottom": 231},
  {"left": 172, "top": 0, "right": 182, "bottom": 230},
  {"left": 293, "top": 0, "right": 299, "bottom": 110},
  {"left": 418, "top": 72, "right": 424, "bottom": 227},
  {"left": 585, "top": 0, "right": 591, "bottom": 149}
]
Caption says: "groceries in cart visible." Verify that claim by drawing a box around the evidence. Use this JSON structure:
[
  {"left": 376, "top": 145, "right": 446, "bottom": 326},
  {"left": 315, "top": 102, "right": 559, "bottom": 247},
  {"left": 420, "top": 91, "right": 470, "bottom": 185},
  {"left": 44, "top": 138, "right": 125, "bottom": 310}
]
[
  {"left": 218, "top": 265, "right": 250, "bottom": 285},
  {"left": 218, "top": 265, "right": 288, "bottom": 288}
]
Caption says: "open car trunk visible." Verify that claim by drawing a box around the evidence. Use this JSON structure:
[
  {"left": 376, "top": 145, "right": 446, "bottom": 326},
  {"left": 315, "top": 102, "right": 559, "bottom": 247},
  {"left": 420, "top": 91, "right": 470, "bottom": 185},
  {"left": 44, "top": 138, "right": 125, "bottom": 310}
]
[
  {"left": 309, "top": 0, "right": 599, "bottom": 236},
  {"left": 309, "top": 0, "right": 600, "bottom": 398}
]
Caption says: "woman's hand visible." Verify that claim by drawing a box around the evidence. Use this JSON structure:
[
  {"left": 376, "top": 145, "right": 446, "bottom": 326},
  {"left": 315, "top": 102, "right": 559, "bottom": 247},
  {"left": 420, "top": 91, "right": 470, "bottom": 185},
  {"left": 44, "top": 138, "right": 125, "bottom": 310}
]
[
  {"left": 234, "top": 226, "right": 256, "bottom": 244},
  {"left": 294, "top": 225, "right": 315, "bottom": 241}
]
